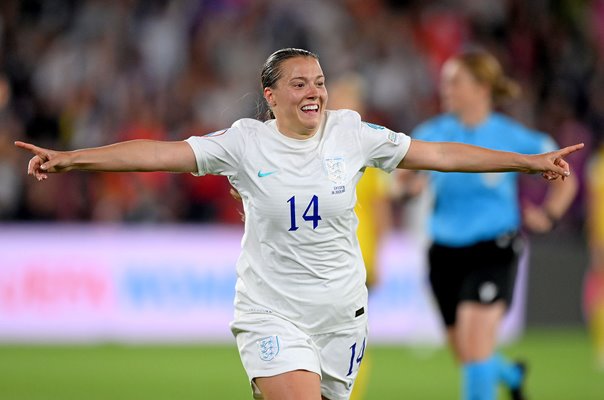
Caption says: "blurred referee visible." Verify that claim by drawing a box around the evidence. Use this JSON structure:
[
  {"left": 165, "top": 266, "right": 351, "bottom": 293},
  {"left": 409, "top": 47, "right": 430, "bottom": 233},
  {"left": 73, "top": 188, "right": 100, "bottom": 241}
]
[{"left": 412, "top": 50, "right": 578, "bottom": 400}]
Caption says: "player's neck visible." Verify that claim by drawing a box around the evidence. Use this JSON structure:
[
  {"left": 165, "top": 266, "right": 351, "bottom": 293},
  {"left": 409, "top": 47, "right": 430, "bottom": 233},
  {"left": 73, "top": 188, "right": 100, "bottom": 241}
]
[{"left": 458, "top": 102, "right": 491, "bottom": 127}]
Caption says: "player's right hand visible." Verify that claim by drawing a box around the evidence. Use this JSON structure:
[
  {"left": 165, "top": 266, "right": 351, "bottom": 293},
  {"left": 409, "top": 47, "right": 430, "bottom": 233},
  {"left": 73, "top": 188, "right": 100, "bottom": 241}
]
[{"left": 14, "top": 141, "right": 70, "bottom": 181}]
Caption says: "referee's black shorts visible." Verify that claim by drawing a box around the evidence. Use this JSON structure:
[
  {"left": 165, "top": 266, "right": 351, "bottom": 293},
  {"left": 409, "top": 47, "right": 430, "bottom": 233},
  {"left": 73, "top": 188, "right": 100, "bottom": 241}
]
[{"left": 428, "top": 232, "right": 524, "bottom": 327}]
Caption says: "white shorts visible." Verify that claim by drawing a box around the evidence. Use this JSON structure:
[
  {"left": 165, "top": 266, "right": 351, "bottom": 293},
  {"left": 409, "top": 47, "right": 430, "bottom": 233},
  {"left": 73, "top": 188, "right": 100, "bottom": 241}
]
[{"left": 230, "top": 313, "right": 368, "bottom": 400}]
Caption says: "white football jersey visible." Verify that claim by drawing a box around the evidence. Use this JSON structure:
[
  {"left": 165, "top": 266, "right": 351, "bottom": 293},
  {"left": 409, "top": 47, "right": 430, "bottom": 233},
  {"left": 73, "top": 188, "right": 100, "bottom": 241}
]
[{"left": 185, "top": 109, "right": 411, "bottom": 333}]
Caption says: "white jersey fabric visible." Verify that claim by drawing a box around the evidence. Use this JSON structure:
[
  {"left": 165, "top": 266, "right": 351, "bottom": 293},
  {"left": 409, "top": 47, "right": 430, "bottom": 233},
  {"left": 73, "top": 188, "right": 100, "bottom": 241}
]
[{"left": 185, "top": 109, "right": 411, "bottom": 334}]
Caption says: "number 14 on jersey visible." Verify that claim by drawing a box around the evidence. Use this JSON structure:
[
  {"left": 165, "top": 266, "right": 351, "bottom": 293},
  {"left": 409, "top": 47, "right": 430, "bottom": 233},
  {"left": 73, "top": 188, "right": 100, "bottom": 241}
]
[{"left": 287, "top": 195, "right": 322, "bottom": 231}]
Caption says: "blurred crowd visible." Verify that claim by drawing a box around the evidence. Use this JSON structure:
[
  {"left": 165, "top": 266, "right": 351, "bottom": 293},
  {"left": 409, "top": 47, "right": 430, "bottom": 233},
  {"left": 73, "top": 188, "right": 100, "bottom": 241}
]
[{"left": 1, "top": 0, "right": 603, "bottom": 228}]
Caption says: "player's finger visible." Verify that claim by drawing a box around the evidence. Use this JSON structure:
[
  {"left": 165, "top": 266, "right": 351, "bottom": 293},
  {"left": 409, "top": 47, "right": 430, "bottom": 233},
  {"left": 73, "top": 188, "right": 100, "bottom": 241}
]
[
  {"left": 546, "top": 154, "right": 570, "bottom": 177},
  {"left": 14, "top": 140, "right": 33, "bottom": 150},
  {"left": 554, "top": 157, "right": 568, "bottom": 167},
  {"left": 27, "top": 156, "right": 43, "bottom": 175},
  {"left": 15, "top": 141, "right": 48, "bottom": 157},
  {"left": 26, "top": 155, "right": 48, "bottom": 180},
  {"left": 554, "top": 158, "right": 570, "bottom": 180},
  {"left": 556, "top": 143, "right": 584, "bottom": 158}
]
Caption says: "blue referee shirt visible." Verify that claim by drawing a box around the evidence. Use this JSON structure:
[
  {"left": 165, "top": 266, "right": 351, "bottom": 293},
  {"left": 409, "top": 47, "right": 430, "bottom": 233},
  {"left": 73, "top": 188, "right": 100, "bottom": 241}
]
[{"left": 413, "top": 112, "right": 557, "bottom": 247}]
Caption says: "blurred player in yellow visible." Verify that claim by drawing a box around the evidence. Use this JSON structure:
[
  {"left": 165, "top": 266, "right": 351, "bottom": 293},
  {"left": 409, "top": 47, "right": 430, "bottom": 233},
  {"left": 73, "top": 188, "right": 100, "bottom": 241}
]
[
  {"left": 585, "top": 137, "right": 604, "bottom": 370},
  {"left": 328, "top": 71, "right": 392, "bottom": 399},
  {"left": 355, "top": 167, "right": 391, "bottom": 289}
]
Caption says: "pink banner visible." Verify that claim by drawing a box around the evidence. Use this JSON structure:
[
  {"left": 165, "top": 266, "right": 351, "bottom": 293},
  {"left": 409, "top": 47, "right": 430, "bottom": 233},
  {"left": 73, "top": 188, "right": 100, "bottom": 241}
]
[{"left": 0, "top": 224, "right": 526, "bottom": 344}]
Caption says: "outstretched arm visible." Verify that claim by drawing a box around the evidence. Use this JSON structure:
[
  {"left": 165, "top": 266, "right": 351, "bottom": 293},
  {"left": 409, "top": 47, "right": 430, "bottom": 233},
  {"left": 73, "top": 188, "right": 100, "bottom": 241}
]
[
  {"left": 398, "top": 139, "right": 584, "bottom": 180},
  {"left": 15, "top": 140, "right": 198, "bottom": 181}
]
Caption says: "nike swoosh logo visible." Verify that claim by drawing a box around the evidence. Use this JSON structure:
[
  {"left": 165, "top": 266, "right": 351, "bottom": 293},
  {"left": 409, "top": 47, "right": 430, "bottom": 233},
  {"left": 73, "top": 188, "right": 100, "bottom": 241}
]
[{"left": 258, "top": 170, "right": 277, "bottom": 178}]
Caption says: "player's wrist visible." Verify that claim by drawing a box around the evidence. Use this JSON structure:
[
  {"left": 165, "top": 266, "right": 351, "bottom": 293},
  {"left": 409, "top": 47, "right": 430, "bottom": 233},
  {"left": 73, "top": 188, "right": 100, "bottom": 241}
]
[{"left": 542, "top": 207, "right": 560, "bottom": 229}]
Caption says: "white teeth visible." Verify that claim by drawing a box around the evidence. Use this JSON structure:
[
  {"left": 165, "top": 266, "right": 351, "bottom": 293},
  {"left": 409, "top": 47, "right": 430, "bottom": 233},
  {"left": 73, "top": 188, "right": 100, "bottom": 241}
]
[{"left": 301, "top": 105, "right": 319, "bottom": 111}]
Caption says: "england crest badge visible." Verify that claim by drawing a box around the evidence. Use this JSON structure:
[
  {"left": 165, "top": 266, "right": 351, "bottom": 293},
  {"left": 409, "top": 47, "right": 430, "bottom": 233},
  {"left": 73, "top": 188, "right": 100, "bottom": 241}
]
[
  {"left": 257, "top": 335, "right": 280, "bottom": 361},
  {"left": 324, "top": 157, "right": 346, "bottom": 185}
]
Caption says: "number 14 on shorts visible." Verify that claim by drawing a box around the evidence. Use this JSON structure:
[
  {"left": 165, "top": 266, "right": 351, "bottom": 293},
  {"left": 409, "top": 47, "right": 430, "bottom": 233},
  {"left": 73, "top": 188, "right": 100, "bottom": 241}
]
[{"left": 347, "top": 338, "right": 366, "bottom": 376}]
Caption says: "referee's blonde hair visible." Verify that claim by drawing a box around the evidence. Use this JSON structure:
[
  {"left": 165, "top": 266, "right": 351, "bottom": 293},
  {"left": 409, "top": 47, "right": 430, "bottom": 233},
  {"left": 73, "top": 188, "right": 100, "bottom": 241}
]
[{"left": 453, "top": 51, "right": 521, "bottom": 104}]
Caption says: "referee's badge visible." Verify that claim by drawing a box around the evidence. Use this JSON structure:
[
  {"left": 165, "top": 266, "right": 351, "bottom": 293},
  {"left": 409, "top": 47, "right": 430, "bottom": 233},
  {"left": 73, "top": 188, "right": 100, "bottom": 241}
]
[
  {"left": 479, "top": 282, "right": 498, "bottom": 303},
  {"left": 257, "top": 335, "right": 280, "bottom": 361}
]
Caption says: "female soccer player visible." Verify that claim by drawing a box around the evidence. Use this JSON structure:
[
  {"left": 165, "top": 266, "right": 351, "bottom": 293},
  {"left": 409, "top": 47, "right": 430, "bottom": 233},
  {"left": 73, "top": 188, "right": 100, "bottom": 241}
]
[
  {"left": 412, "top": 50, "right": 579, "bottom": 400},
  {"left": 16, "top": 48, "right": 581, "bottom": 400}
]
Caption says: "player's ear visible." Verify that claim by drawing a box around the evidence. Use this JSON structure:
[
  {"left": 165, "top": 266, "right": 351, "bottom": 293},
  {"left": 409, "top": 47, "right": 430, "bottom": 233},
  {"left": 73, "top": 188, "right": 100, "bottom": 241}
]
[{"left": 264, "top": 87, "right": 276, "bottom": 107}]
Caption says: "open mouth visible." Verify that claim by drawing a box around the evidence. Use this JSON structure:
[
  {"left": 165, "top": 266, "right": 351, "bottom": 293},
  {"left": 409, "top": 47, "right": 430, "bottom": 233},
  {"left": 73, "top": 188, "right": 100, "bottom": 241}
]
[{"left": 301, "top": 104, "right": 320, "bottom": 114}]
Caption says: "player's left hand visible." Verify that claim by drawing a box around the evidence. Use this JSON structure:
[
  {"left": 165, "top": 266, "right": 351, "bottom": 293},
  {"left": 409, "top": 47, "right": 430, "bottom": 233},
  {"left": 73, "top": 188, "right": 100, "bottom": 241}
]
[
  {"left": 522, "top": 202, "right": 555, "bottom": 233},
  {"left": 532, "top": 143, "right": 584, "bottom": 181}
]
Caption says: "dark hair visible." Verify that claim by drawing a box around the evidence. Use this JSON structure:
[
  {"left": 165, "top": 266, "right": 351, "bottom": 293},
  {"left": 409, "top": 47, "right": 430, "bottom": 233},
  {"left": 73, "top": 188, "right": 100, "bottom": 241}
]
[{"left": 260, "top": 48, "right": 319, "bottom": 120}]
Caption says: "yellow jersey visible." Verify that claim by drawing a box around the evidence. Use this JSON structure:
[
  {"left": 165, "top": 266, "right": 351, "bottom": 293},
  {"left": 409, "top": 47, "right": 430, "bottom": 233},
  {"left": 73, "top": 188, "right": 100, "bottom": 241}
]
[{"left": 355, "top": 167, "right": 390, "bottom": 288}]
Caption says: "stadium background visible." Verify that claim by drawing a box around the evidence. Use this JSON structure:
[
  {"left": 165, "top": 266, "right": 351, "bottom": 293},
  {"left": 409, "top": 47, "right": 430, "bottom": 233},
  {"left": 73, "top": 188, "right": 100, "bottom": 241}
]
[{"left": 0, "top": 0, "right": 603, "bottom": 398}]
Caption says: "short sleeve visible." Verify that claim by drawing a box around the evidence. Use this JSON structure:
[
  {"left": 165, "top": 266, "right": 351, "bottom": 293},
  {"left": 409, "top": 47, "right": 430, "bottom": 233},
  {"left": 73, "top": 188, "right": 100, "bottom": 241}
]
[
  {"left": 185, "top": 125, "right": 246, "bottom": 177},
  {"left": 359, "top": 121, "right": 411, "bottom": 172}
]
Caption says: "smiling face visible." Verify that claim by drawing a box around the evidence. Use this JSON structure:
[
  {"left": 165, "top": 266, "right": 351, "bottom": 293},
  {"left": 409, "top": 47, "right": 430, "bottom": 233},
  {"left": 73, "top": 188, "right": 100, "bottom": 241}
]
[{"left": 263, "top": 56, "right": 327, "bottom": 139}]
